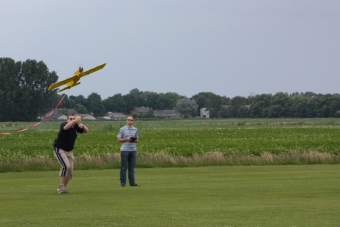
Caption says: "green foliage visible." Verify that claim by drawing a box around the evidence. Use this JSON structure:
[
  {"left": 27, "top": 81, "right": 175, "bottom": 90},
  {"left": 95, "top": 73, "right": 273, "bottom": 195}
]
[
  {"left": 75, "top": 103, "right": 88, "bottom": 114},
  {"left": 3, "top": 58, "right": 340, "bottom": 120},
  {"left": 174, "top": 97, "right": 198, "bottom": 117},
  {"left": 0, "top": 58, "right": 58, "bottom": 121},
  {"left": 156, "top": 92, "right": 183, "bottom": 110},
  {"left": 102, "top": 93, "right": 126, "bottom": 113},
  {"left": 87, "top": 93, "right": 105, "bottom": 116},
  {"left": 192, "top": 92, "right": 223, "bottom": 117}
]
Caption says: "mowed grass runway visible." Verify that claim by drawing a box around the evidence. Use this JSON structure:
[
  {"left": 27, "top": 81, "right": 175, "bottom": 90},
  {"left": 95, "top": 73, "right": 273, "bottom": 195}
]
[{"left": 1, "top": 165, "right": 339, "bottom": 226}]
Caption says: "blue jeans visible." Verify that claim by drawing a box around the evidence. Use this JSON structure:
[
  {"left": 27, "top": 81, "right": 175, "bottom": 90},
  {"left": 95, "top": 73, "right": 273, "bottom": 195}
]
[{"left": 120, "top": 150, "right": 136, "bottom": 185}]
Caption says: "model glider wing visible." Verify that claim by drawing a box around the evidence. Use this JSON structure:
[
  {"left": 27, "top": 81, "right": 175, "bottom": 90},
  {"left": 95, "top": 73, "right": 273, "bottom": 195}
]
[
  {"left": 79, "top": 63, "right": 106, "bottom": 78},
  {"left": 48, "top": 63, "right": 106, "bottom": 92},
  {"left": 48, "top": 77, "right": 76, "bottom": 91}
]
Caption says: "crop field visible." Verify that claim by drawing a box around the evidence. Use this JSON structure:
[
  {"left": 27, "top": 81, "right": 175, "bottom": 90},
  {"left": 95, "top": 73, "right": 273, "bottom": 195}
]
[{"left": 1, "top": 118, "right": 340, "bottom": 172}]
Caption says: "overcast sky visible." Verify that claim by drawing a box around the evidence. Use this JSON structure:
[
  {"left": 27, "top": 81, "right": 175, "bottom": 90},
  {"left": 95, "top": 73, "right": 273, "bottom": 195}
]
[{"left": 1, "top": 0, "right": 340, "bottom": 99}]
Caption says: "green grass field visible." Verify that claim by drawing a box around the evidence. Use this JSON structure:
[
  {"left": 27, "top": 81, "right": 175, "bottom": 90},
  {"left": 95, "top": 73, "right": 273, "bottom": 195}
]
[
  {"left": 1, "top": 120, "right": 340, "bottom": 226},
  {"left": 1, "top": 165, "right": 339, "bottom": 226}
]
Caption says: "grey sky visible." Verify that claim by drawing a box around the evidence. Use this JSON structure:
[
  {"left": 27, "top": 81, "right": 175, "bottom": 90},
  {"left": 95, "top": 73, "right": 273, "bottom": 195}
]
[{"left": 1, "top": 0, "right": 339, "bottom": 99}]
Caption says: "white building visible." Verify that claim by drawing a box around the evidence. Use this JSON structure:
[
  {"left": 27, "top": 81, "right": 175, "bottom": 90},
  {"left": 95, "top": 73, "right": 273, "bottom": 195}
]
[{"left": 200, "top": 108, "right": 210, "bottom": 118}]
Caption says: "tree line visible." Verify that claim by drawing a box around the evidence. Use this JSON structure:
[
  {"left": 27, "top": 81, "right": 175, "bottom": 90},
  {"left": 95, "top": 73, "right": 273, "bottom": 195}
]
[{"left": 1, "top": 58, "right": 340, "bottom": 121}]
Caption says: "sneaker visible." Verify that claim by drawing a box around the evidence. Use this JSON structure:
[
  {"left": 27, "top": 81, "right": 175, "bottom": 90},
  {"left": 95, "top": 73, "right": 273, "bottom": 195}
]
[
  {"left": 130, "top": 183, "right": 139, "bottom": 186},
  {"left": 57, "top": 185, "right": 69, "bottom": 194}
]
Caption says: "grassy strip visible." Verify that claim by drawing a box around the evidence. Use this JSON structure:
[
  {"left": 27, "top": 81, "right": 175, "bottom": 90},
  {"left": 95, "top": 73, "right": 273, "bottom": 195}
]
[
  {"left": 2, "top": 118, "right": 340, "bottom": 131},
  {"left": 1, "top": 151, "right": 340, "bottom": 172},
  {"left": 2, "top": 119, "right": 340, "bottom": 172},
  {"left": 0, "top": 166, "right": 339, "bottom": 226}
]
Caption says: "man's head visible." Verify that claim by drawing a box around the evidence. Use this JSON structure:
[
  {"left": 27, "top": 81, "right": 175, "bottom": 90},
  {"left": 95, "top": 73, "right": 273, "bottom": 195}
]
[
  {"left": 68, "top": 114, "right": 76, "bottom": 122},
  {"left": 126, "top": 116, "right": 134, "bottom": 126}
]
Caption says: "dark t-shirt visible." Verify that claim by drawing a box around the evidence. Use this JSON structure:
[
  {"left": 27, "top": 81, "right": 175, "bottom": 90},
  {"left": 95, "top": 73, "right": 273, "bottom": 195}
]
[{"left": 53, "top": 122, "right": 84, "bottom": 151}]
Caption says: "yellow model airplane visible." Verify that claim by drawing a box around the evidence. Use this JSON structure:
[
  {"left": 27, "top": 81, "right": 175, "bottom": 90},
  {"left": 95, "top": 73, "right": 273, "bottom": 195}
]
[{"left": 48, "top": 63, "right": 106, "bottom": 92}]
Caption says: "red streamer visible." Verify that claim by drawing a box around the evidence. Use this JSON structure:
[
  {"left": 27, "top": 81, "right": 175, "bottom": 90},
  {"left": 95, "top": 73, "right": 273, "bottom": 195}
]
[{"left": 0, "top": 94, "right": 66, "bottom": 136}]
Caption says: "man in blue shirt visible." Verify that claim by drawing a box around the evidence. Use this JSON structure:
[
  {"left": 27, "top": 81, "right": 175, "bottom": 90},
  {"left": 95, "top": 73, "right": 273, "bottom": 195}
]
[{"left": 117, "top": 116, "right": 139, "bottom": 187}]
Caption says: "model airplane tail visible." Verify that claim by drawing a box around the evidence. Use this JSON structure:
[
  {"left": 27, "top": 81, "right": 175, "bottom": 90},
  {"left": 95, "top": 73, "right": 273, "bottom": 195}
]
[{"left": 48, "top": 63, "right": 106, "bottom": 92}]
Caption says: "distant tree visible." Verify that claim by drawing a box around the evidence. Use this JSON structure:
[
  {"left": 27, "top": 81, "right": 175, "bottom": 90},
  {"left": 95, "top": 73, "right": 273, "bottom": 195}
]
[
  {"left": 129, "top": 88, "right": 141, "bottom": 96},
  {"left": 115, "top": 88, "right": 146, "bottom": 113},
  {"left": 0, "top": 58, "right": 58, "bottom": 121},
  {"left": 236, "top": 105, "right": 250, "bottom": 118},
  {"left": 306, "top": 97, "right": 318, "bottom": 117},
  {"left": 61, "top": 108, "right": 69, "bottom": 116},
  {"left": 267, "top": 105, "right": 282, "bottom": 118},
  {"left": 60, "top": 95, "right": 74, "bottom": 109},
  {"left": 103, "top": 94, "right": 126, "bottom": 113},
  {"left": 192, "top": 92, "right": 222, "bottom": 118},
  {"left": 231, "top": 96, "right": 247, "bottom": 106},
  {"left": 141, "top": 91, "right": 159, "bottom": 109},
  {"left": 221, "top": 96, "right": 231, "bottom": 105},
  {"left": 288, "top": 93, "right": 306, "bottom": 117},
  {"left": 175, "top": 98, "right": 198, "bottom": 117},
  {"left": 250, "top": 94, "right": 272, "bottom": 107},
  {"left": 296, "top": 100, "right": 308, "bottom": 118},
  {"left": 75, "top": 103, "right": 88, "bottom": 114},
  {"left": 270, "top": 92, "right": 289, "bottom": 117},
  {"left": 249, "top": 94, "right": 273, "bottom": 118},
  {"left": 70, "top": 95, "right": 87, "bottom": 107},
  {"left": 0, "top": 58, "right": 20, "bottom": 121},
  {"left": 330, "top": 96, "right": 340, "bottom": 117},
  {"left": 124, "top": 94, "right": 140, "bottom": 113},
  {"left": 217, "top": 108, "right": 231, "bottom": 118},
  {"left": 86, "top": 93, "right": 105, "bottom": 116},
  {"left": 228, "top": 96, "right": 250, "bottom": 117},
  {"left": 250, "top": 101, "right": 266, "bottom": 118},
  {"left": 48, "top": 93, "right": 66, "bottom": 113},
  {"left": 5, "top": 58, "right": 340, "bottom": 121},
  {"left": 156, "top": 92, "right": 182, "bottom": 110},
  {"left": 19, "top": 60, "right": 59, "bottom": 120}
]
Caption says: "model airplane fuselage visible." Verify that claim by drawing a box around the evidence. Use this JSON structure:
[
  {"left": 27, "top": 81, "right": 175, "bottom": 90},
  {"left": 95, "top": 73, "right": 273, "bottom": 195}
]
[{"left": 48, "top": 63, "right": 106, "bottom": 92}]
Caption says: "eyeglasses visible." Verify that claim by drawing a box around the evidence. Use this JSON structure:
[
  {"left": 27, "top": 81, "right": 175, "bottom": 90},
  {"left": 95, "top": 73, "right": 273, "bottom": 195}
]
[
  {"left": 127, "top": 119, "right": 133, "bottom": 121},
  {"left": 69, "top": 118, "right": 75, "bottom": 120}
]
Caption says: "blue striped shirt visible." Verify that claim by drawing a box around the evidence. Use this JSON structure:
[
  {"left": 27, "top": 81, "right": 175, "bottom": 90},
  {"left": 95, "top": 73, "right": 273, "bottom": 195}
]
[{"left": 117, "top": 125, "right": 138, "bottom": 151}]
